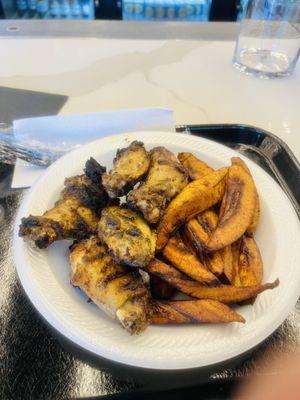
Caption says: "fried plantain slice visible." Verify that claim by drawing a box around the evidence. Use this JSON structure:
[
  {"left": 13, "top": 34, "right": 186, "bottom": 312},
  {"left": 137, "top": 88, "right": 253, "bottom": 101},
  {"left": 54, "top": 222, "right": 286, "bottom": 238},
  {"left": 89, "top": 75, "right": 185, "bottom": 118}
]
[
  {"left": 231, "top": 157, "right": 260, "bottom": 235},
  {"left": 178, "top": 152, "right": 214, "bottom": 180},
  {"left": 184, "top": 209, "right": 218, "bottom": 252},
  {"left": 181, "top": 228, "right": 200, "bottom": 255},
  {"left": 184, "top": 210, "right": 229, "bottom": 276},
  {"left": 162, "top": 234, "right": 219, "bottom": 284},
  {"left": 156, "top": 167, "right": 228, "bottom": 251},
  {"left": 221, "top": 244, "right": 234, "bottom": 284},
  {"left": 184, "top": 278, "right": 279, "bottom": 303},
  {"left": 145, "top": 259, "right": 279, "bottom": 303},
  {"left": 238, "top": 235, "right": 263, "bottom": 287},
  {"left": 152, "top": 299, "right": 245, "bottom": 324},
  {"left": 204, "top": 252, "right": 224, "bottom": 276},
  {"left": 98, "top": 206, "right": 156, "bottom": 268},
  {"left": 231, "top": 239, "right": 242, "bottom": 286},
  {"left": 207, "top": 163, "right": 256, "bottom": 251}
]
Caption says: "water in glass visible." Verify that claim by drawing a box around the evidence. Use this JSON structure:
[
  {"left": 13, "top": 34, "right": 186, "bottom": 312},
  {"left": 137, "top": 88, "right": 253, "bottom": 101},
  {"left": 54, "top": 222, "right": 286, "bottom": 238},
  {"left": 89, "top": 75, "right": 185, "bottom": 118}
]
[{"left": 233, "top": 0, "right": 300, "bottom": 78}]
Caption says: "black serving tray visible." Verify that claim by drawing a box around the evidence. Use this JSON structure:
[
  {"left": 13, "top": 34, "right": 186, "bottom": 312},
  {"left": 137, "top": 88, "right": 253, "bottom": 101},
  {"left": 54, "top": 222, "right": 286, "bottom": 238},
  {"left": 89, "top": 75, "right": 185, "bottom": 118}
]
[{"left": 1, "top": 124, "right": 300, "bottom": 400}]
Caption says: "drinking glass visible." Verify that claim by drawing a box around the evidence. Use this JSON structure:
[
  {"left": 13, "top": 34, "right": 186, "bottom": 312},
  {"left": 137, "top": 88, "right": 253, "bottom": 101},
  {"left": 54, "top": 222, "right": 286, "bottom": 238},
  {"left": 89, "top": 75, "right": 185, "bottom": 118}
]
[{"left": 233, "top": 0, "right": 300, "bottom": 78}]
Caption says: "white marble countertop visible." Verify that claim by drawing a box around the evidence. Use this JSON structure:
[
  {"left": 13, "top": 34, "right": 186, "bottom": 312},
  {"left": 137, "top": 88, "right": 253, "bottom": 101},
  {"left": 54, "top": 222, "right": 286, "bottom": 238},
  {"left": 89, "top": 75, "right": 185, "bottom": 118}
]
[{"left": 0, "top": 21, "right": 299, "bottom": 159}]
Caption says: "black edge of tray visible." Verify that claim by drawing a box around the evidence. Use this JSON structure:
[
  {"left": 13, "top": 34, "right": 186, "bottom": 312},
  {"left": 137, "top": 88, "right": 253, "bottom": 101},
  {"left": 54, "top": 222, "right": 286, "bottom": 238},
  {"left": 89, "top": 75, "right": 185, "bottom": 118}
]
[{"left": 176, "top": 123, "right": 300, "bottom": 219}]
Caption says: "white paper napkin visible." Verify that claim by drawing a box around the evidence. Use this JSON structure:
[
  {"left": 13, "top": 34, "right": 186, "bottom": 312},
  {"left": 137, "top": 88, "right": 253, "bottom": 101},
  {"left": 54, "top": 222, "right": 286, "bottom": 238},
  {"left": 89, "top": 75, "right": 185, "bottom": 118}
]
[{"left": 11, "top": 108, "right": 174, "bottom": 189}]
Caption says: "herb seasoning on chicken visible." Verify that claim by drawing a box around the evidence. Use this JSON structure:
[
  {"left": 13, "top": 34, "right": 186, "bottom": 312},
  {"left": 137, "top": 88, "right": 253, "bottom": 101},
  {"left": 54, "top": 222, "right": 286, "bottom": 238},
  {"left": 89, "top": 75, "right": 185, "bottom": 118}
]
[
  {"left": 19, "top": 158, "right": 108, "bottom": 249},
  {"left": 98, "top": 206, "right": 156, "bottom": 268},
  {"left": 102, "top": 141, "right": 150, "bottom": 198},
  {"left": 70, "top": 235, "right": 152, "bottom": 334},
  {"left": 127, "top": 147, "right": 188, "bottom": 224}
]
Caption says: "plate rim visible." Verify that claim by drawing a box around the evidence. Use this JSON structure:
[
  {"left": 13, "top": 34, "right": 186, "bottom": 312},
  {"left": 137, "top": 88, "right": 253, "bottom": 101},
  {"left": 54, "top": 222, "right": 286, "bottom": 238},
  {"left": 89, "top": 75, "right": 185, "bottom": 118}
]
[{"left": 13, "top": 130, "right": 300, "bottom": 370}]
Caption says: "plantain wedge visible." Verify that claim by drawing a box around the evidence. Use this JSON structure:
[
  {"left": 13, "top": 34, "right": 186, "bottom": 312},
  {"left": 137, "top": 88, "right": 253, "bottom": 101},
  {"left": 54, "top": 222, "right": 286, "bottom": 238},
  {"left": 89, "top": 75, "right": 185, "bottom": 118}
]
[
  {"left": 221, "top": 244, "right": 234, "bottom": 284},
  {"left": 184, "top": 210, "right": 230, "bottom": 276},
  {"left": 184, "top": 209, "right": 218, "bottom": 252},
  {"left": 152, "top": 299, "right": 245, "bottom": 324},
  {"left": 162, "top": 233, "right": 219, "bottom": 284},
  {"left": 156, "top": 167, "right": 228, "bottom": 251},
  {"left": 231, "top": 239, "right": 242, "bottom": 286},
  {"left": 145, "top": 259, "right": 279, "bottom": 303},
  {"left": 179, "top": 279, "right": 279, "bottom": 303},
  {"left": 231, "top": 157, "right": 260, "bottom": 235},
  {"left": 178, "top": 152, "right": 214, "bottom": 180},
  {"left": 238, "top": 235, "right": 263, "bottom": 287},
  {"left": 206, "top": 162, "right": 256, "bottom": 251}
]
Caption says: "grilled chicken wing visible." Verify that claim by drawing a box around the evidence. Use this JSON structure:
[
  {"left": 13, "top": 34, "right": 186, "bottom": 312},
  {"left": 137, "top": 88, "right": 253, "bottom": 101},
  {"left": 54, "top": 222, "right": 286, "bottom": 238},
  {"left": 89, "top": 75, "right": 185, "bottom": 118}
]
[
  {"left": 19, "top": 158, "right": 108, "bottom": 249},
  {"left": 98, "top": 206, "right": 156, "bottom": 268},
  {"left": 70, "top": 235, "right": 152, "bottom": 334},
  {"left": 127, "top": 147, "right": 188, "bottom": 224},
  {"left": 102, "top": 141, "right": 150, "bottom": 198}
]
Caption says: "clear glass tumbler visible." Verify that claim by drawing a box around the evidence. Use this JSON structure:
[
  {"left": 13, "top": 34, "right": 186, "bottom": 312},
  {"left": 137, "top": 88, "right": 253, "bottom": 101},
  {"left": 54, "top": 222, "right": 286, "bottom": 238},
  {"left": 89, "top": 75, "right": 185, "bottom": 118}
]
[{"left": 233, "top": 0, "right": 300, "bottom": 78}]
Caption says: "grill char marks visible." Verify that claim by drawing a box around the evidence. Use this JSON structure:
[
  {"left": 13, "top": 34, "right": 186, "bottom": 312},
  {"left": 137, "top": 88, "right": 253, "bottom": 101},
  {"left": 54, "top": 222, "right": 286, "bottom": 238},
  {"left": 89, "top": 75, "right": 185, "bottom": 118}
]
[
  {"left": 98, "top": 206, "right": 156, "bottom": 268},
  {"left": 127, "top": 146, "right": 188, "bottom": 225},
  {"left": 152, "top": 299, "right": 245, "bottom": 324},
  {"left": 19, "top": 158, "right": 108, "bottom": 248},
  {"left": 102, "top": 141, "right": 150, "bottom": 198},
  {"left": 207, "top": 162, "right": 257, "bottom": 251},
  {"left": 70, "top": 235, "right": 152, "bottom": 334},
  {"left": 219, "top": 178, "right": 243, "bottom": 228},
  {"left": 146, "top": 259, "right": 279, "bottom": 304},
  {"left": 162, "top": 233, "right": 219, "bottom": 284}
]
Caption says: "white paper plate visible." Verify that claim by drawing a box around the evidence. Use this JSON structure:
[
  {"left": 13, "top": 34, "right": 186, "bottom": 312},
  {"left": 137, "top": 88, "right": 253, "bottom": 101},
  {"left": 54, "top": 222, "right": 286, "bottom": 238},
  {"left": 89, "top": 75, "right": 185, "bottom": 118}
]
[{"left": 13, "top": 131, "right": 300, "bottom": 370}]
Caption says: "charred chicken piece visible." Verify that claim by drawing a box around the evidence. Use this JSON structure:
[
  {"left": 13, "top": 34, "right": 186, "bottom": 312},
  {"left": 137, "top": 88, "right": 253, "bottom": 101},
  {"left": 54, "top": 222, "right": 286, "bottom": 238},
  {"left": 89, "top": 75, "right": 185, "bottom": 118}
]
[
  {"left": 98, "top": 206, "right": 156, "bottom": 268},
  {"left": 70, "top": 235, "right": 152, "bottom": 334},
  {"left": 19, "top": 158, "right": 108, "bottom": 249},
  {"left": 102, "top": 141, "right": 150, "bottom": 198},
  {"left": 127, "top": 147, "right": 188, "bottom": 224}
]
